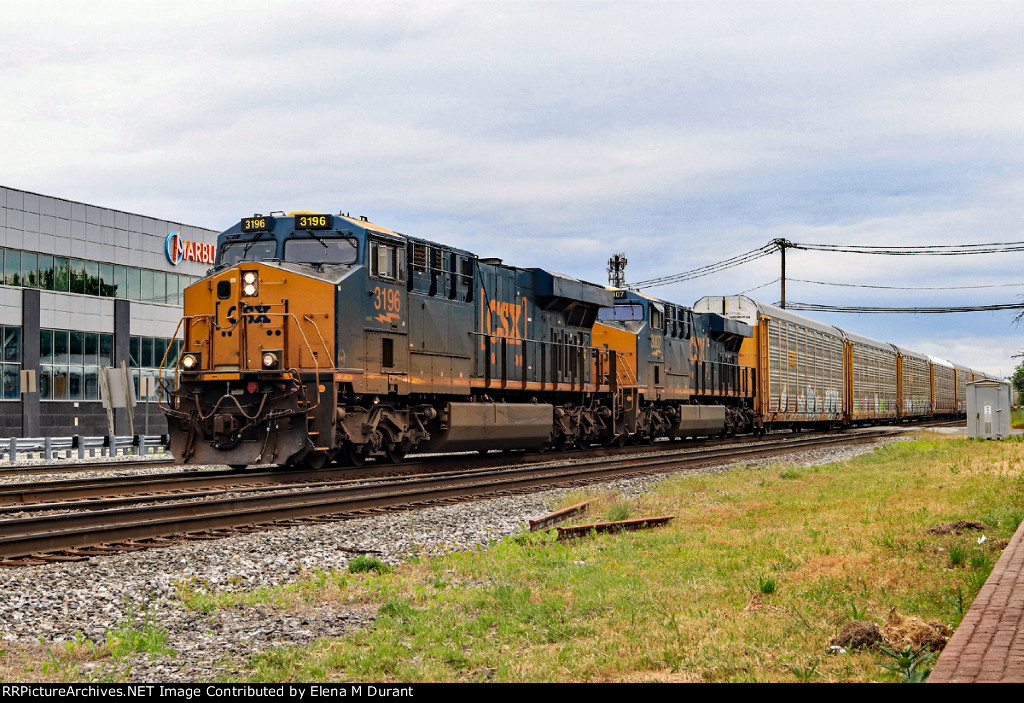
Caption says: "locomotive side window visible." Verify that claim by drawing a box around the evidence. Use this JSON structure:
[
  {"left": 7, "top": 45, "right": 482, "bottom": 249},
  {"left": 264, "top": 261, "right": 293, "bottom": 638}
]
[
  {"left": 369, "top": 240, "right": 406, "bottom": 282},
  {"left": 284, "top": 237, "right": 358, "bottom": 265},
  {"left": 650, "top": 304, "right": 664, "bottom": 331}
]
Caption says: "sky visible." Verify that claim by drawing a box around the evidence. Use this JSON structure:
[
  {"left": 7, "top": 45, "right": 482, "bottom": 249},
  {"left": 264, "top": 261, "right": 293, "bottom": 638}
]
[{"left": 2, "top": 1, "right": 1023, "bottom": 375}]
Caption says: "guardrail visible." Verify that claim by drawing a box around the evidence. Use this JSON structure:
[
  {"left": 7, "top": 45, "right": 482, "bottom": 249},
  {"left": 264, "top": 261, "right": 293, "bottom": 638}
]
[{"left": 0, "top": 435, "right": 170, "bottom": 462}]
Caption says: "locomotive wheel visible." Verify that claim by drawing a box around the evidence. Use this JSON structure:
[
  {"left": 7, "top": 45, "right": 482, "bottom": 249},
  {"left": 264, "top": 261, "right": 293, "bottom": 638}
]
[
  {"left": 303, "top": 452, "right": 329, "bottom": 470},
  {"left": 385, "top": 441, "right": 410, "bottom": 464},
  {"left": 344, "top": 443, "right": 369, "bottom": 467}
]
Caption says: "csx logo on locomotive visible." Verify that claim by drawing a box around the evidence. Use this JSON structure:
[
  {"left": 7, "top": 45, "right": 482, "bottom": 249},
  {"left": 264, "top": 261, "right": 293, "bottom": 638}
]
[
  {"left": 220, "top": 302, "right": 273, "bottom": 326},
  {"left": 482, "top": 297, "right": 525, "bottom": 347}
]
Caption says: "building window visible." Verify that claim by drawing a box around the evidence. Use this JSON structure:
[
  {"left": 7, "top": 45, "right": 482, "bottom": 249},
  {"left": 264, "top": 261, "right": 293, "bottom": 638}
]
[
  {"left": 39, "top": 328, "right": 113, "bottom": 401},
  {"left": 0, "top": 247, "right": 198, "bottom": 304},
  {"left": 1, "top": 326, "right": 21, "bottom": 399},
  {"left": 131, "top": 335, "right": 183, "bottom": 401}
]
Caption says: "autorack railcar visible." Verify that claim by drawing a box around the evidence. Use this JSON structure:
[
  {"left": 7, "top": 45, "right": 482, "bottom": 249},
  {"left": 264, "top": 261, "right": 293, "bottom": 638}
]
[{"left": 696, "top": 295, "right": 978, "bottom": 431}]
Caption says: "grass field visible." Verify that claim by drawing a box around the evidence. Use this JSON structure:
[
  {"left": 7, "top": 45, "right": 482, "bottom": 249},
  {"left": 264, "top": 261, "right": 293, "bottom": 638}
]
[
  {"left": 9, "top": 431, "right": 1024, "bottom": 683},
  {"left": 224, "top": 432, "right": 1024, "bottom": 683}
]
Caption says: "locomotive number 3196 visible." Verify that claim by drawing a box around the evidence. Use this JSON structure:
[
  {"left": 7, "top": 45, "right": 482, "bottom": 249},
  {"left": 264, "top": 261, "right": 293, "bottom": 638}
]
[{"left": 372, "top": 286, "right": 401, "bottom": 315}]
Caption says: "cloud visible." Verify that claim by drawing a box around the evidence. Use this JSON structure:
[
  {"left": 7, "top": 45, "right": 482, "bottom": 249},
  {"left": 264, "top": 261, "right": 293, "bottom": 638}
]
[{"left": 2, "top": 1, "right": 1024, "bottom": 372}]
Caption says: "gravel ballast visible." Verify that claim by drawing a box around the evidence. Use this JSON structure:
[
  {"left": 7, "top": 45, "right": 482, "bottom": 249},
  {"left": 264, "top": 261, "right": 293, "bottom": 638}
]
[{"left": 0, "top": 439, "right": 898, "bottom": 682}]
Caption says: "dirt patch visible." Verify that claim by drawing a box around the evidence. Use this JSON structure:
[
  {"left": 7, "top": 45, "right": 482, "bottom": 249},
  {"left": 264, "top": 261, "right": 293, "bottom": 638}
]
[
  {"left": 742, "top": 593, "right": 786, "bottom": 614},
  {"left": 927, "top": 520, "right": 991, "bottom": 535},
  {"left": 881, "top": 608, "right": 950, "bottom": 651},
  {"left": 830, "top": 608, "right": 951, "bottom": 653},
  {"left": 829, "top": 620, "right": 884, "bottom": 650}
]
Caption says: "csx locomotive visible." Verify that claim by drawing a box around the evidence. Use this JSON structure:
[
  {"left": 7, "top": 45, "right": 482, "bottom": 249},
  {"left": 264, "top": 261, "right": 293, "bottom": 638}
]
[{"left": 161, "top": 211, "right": 989, "bottom": 469}]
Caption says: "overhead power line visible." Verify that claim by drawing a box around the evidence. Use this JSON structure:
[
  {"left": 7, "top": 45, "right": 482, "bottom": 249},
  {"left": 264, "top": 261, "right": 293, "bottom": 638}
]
[
  {"left": 788, "top": 241, "right": 1024, "bottom": 255},
  {"left": 790, "top": 278, "right": 1024, "bottom": 291},
  {"left": 628, "top": 237, "right": 1024, "bottom": 308},
  {"left": 785, "top": 302, "right": 1024, "bottom": 314},
  {"left": 739, "top": 278, "right": 780, "bottom": 295},
  {"left": 631, "top": 243, "right": 778, "bottom": 288}
]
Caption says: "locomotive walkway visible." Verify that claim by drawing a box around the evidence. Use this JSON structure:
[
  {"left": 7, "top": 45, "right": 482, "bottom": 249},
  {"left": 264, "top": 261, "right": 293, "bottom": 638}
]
[{"left": 929, "top": 516, "right": 1024, "bottom": 683}]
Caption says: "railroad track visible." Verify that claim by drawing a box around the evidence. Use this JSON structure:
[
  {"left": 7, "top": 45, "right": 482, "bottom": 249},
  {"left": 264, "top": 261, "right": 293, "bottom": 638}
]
[
  {"left": 0, "top": 417, "right": 963, "bottom": 481},
  {"left": 0, "top": 427, "right": 900, "bottom": 565},
  {"left": 0, "top": 425, "right": 915, "bottom": 510}
]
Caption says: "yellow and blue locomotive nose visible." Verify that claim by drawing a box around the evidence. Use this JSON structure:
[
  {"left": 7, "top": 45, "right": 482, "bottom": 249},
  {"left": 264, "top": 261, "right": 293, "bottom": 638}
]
[
  {"left": 180, "top": 262, "right": 335, "bottom": 375},
  {"left": 168, "top": 261, "right": 338, "bottom": 467}
]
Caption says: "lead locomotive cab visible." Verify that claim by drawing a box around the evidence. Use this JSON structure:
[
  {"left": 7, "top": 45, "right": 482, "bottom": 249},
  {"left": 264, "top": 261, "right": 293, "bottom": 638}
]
[{"left": 164, "top": 212, "right": 358, "bottom": 469}]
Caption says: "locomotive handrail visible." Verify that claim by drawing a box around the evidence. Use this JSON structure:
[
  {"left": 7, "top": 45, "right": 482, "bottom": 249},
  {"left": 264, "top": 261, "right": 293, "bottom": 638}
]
[
  {"left": 156, "top": 316, "right": 188, "bottom": 413},
  {"left": 693, "top": 359, "right": 755, "bottom": 397},
  {"left": 303, "top": 313, "right": 337, "bottom": 369},
  {"left": 158, "top": 311, "right": 328, "bottom": 417},
  {"left": 471, "top": 332, "right": 619, "bottom": 393}
]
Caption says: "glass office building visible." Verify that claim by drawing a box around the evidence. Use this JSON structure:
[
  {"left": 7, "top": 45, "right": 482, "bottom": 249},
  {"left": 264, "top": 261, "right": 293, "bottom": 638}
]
[{"left": 0, "top": 185, "right": 218, "bottom": 437}]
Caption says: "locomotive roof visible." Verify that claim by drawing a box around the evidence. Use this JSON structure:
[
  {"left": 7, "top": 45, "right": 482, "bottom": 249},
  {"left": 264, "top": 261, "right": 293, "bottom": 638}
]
[{"left": 532, "top": 269, "right": 614, "bottom": 308}]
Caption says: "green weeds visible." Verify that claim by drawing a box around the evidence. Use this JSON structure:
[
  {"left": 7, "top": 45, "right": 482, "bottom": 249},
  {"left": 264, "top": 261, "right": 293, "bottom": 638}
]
[
  {"left": 349, "top": 556, "right": 392, "bottom": 574},
  {"left": 947, "top": 543, "right": 969, "bottom": 567},
  {"left": 878, "top": 645, "right": 936, "bottom": 683}
]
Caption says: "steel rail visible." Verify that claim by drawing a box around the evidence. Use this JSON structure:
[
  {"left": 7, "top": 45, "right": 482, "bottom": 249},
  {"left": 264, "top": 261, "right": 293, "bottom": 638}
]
[
  {"left": 0, "top": 428, "right": 891, "bottom": 508},
  {"left": 0, "top": 458, "right": 177, "bottom": 478},
  {"left": 0, "top": 429, "right": 896, "bottom": 559}
]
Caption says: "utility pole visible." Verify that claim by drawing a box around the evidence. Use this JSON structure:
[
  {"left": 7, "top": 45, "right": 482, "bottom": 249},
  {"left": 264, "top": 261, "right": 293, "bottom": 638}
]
[
  {"left": 607, "top": 253, "right": 628, "bottom": 288},
  {"left": 772, "top": 239, "right": 791, "bottom": 308}
]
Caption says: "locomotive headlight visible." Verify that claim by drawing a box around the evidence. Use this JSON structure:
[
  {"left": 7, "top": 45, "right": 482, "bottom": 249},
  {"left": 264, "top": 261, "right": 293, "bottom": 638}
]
[
  {"left": 262, "top": 351, "right": 280, "bottom": 369},
  {"left": 241, "top": 270, "right": 258, "bottom": 297},
  {"left": 181, "top": 352, "right": 201, "bottom": 371}
]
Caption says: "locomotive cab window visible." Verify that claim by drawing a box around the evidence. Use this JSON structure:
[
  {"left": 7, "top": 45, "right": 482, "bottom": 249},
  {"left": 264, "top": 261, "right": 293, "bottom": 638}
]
[
  {"left": 219, "top": 240, "right": 278, "bottom": 267},
  {"left": 284, "top": 237, "right": 358, "bottom": 265},
  {"left": 597, "top": 303, "right": 644, "bottom": 322},
  {"left": 369, "top": 240, "right": 406, "bottom": 282}
]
